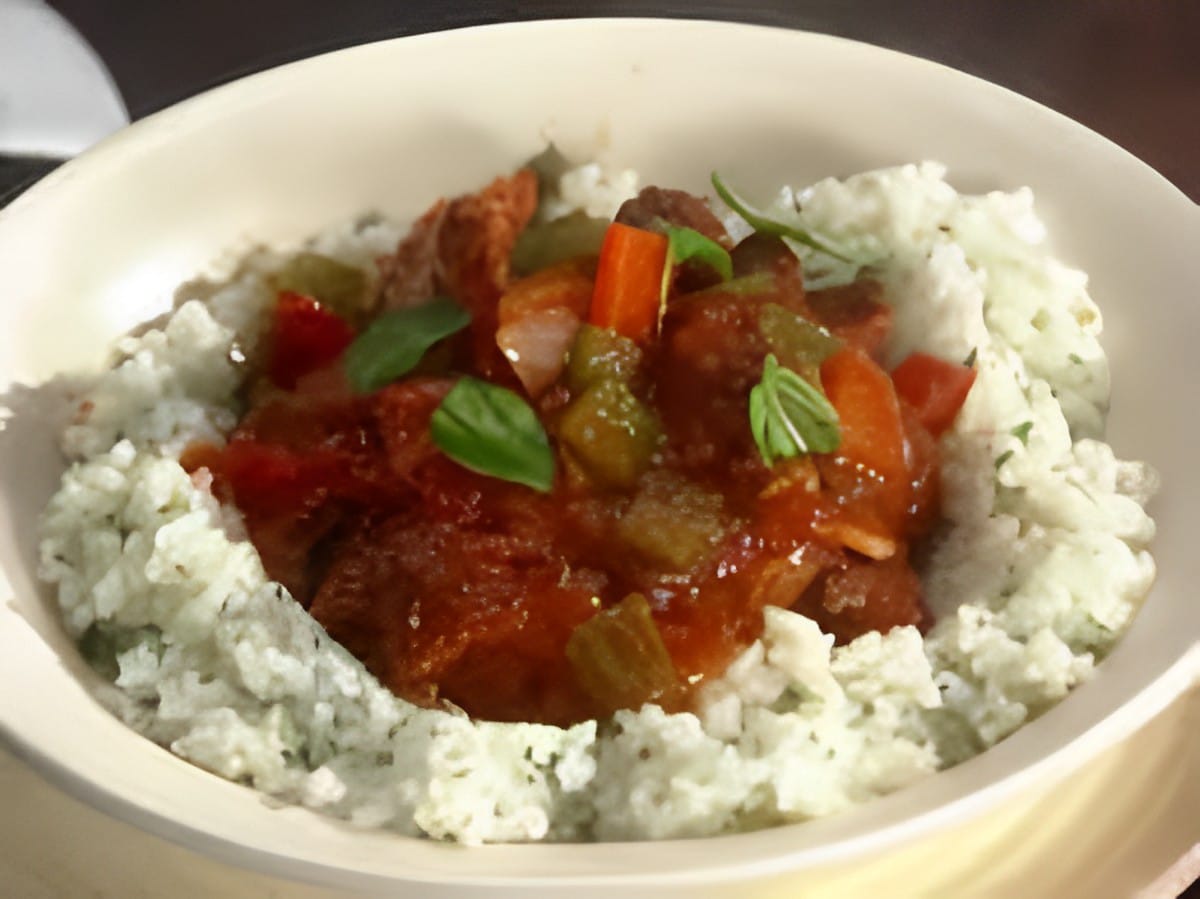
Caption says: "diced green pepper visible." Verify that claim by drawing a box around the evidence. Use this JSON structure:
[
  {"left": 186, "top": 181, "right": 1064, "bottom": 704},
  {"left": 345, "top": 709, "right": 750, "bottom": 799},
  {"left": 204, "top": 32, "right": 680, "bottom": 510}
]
[
  {"left": 759, "top": 303, "right": 841, "bottom": 380},
  {"left": 565, "top": 593, "right": 679, "bottom": 715},
  {"left": 557, "top": 379, "right": 659, "bottom": 489},
  {"left": 564, "top": 324, "right": 643, "bottom": 394},
  {"left": 269, "top": 252, "right": 369, "bottom": 323},
  {"left": 511, "top": 211, "right": 610, "bottom": 276},
  {"left": 616, "top": 471, "right": 727, "bottom": 571}
]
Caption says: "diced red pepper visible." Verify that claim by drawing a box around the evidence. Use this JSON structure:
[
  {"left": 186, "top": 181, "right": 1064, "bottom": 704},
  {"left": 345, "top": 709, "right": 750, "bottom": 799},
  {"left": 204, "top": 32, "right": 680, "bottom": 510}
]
[
  {"left": 890, "top": 352, "right": 977, "bottom": 438},
  {"left": 268, "top": 291, "right": 355, "bottom": 390},
  {"left": 589, "top": 222, "right": 669, "bottom": 343}
]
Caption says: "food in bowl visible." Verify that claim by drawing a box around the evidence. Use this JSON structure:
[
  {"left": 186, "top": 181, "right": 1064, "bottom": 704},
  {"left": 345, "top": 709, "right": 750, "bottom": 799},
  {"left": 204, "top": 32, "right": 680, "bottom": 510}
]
[{"left": 38, "top": 155, "right": 1157, "bottom": 843}]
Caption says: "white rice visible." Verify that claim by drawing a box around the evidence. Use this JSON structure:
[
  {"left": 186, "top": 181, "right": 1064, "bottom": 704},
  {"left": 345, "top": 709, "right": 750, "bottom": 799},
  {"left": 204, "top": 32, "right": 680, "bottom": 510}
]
[{"left": 38, "top": 162, "right": 1157, "bottom": 843}]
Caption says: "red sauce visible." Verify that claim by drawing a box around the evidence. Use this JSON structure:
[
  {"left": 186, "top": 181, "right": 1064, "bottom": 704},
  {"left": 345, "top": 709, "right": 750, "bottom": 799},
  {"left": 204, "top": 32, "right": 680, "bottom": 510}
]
[{"left": 185, "top": 174, "right": 964, "bottom": 727}]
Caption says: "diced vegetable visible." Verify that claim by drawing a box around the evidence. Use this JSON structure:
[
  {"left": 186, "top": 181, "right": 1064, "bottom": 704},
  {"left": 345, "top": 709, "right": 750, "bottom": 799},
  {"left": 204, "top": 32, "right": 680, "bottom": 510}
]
[
  {"left": 695, "top": 272, "right": 775, "bottom": 296},
  {"left": 890, "top": 352, "right": 977, "bottom": 438},
  {"left": 430, "top": 377, "right": 556, "bottom": 492},
  {"left": 759, "top": 303, "right": 841, "bottom": 378},
  {"left": 343, "top": 296, "right": 470, "bottom": 393},
  {"left": 557, "top": 379, "right": 660, "bottom": 489},
  {"left": 812, "top": 516, "right": 897, "bottom": 560},
  {"left": 497, "top": 258, "right": 594, "bottom": 327},
  {"left": 269, "top": 292, "right": 355, "bottom": 390},
  {"left": 565, "top": 593, "right": 679, "bottom": 716},
  {"left": 749, "top": 354, "right": 841, "bottom": 465},
  {"left": 496, "top": 306, "right": 582, "bottom": 397},
  {"left": 819, "top": 347, "right": 906, "bottom": 481},
  {"left": 564, "top": 324, "right": 643, "bottom": 393},
  {"left": 711, "top": 172, "right": 851, "bottom": 262},
  {"left": 511, "top": 211, "right": 610, "bottom": 275},
  {"left": 616, "top": 471, "right": 726, "bottom": 571},
  {"left": 589, "top": 222, "right": 670, "bottom": 343},
  {"left": 495, "top": 260, "right": 595, "bottom": 396},
  {"left": 268, "top": 253, "right": 369, "bottom": 324}
]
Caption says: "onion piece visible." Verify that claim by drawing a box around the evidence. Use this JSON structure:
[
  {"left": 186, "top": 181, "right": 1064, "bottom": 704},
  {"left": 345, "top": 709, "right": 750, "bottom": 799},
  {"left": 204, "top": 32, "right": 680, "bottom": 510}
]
[{"left": 496, "top": 306, "right": 582, "bottom": 397}]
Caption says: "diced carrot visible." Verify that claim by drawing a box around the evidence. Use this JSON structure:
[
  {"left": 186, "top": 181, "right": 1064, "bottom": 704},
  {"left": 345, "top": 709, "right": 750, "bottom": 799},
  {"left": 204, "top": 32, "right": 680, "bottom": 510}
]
[
  {"left": 890, "top": 352, "right": 977, "bottom": 438},
  {"left": 269, "top": 292, "right": 355, "bottom": 390},
  {"left": 589, "top": 222, "right": 669, "bottom": 343},
  {"left": 497, "top": 258, "right": 595, "bottom": 327},
  {"left": 820, "top": 346, "right": 907, "bottom": 483}
]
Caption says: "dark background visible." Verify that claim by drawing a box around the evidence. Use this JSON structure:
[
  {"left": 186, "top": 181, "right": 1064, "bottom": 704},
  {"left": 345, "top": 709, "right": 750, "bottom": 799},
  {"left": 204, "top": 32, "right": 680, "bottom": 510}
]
[{"left": 47, "top": 0, "right": 1200, "bottom": 202}]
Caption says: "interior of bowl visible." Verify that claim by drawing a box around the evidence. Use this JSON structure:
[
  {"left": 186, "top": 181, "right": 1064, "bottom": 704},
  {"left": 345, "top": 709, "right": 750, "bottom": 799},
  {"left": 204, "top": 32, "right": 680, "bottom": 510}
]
[{"left": 0, "top": 18, "right": 1197, "bottom": 894}]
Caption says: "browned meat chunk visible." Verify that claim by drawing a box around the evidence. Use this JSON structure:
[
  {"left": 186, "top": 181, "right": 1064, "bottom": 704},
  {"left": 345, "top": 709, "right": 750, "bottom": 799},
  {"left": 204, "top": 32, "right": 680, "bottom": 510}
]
[
  {"left": 375, "top": 199, "right": 447, "bottom": 311},
  {"left": 436, "top": 168, "right": 539, "bottom": 313},
  {"left": 807, "top": 279, "right": 893, "bottom": 359},
  {"left": 616, "top": 186, "right": 732, "bottom": 247},
  {"left": 372, "top": 168, "right": 539, "bottom": 379}
]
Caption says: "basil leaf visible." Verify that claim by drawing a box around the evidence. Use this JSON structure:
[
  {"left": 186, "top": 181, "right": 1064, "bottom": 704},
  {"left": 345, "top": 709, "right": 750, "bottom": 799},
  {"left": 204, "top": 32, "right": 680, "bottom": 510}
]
[
  {"left": 712, "top": 172, "right": 851, "bottom": 263},
  {"left": 344, "top": 297, "right": 470, "bottom": 393},
  {"left": 749, "top": 354, "right": 840, "bottom": 465},
  {"left": 430, "top": 377, "right": 556, "bottom": 492},
  {"left": 666, "top": 225, "right": 733, "bottom": 281}
]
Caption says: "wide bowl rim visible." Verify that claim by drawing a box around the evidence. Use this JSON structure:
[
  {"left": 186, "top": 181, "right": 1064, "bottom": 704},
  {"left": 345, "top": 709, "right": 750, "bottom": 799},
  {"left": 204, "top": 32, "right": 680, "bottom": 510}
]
[{"left": 1, "top": 15, "right": 1197, "bottom": 893}]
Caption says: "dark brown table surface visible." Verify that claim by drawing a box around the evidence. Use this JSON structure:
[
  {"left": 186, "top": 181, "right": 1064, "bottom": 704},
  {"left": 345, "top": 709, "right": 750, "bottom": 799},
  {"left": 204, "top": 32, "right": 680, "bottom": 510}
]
[{"left": 49, "top": 0, "right": 1199, "bottom": 202}]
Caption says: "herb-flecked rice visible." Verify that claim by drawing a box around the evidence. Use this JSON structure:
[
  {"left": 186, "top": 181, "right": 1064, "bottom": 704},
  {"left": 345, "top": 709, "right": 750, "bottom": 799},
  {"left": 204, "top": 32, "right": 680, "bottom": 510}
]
[{"left": 39, "top": 162, "right": 1157, "bottom": 843}]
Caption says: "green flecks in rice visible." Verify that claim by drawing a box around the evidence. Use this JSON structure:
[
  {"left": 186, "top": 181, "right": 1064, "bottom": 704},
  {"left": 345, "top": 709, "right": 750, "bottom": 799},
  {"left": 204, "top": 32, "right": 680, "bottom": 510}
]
[{"left": 38, "top": 162, "right": 1156, "bottom": 843}]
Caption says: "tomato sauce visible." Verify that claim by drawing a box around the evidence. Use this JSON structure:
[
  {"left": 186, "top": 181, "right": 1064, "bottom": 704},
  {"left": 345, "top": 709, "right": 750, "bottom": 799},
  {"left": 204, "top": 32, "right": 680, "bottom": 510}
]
[{"left": 186, "top": 173, "right": 972, "bottom": 727}]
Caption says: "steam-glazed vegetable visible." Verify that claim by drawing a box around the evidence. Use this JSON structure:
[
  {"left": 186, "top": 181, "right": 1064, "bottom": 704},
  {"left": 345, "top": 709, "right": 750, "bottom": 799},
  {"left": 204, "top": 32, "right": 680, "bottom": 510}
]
[
  {"left": 188, "top": 162, "right": 975, "bottom": 726},
  {"left": 558, "top": 379, "right": 660, "bottom": 489},
  {"left": 565, "top": 593, "right": 680, "bottom": 717}
]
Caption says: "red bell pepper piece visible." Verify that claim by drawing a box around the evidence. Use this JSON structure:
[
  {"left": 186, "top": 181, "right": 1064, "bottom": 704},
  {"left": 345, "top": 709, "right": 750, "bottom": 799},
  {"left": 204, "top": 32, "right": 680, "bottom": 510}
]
[
  {"left": 268, "top": 291, "right": 355, "bottom": 390},
  {"left": 890, "top": 352, "right": 977, "bottom": 438}
]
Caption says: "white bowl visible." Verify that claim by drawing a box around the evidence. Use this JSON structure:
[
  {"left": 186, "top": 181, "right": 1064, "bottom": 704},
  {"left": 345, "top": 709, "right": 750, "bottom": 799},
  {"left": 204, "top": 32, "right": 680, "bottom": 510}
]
[{"left": 0, "top": 18, "right": 1197, "bottom": 896}]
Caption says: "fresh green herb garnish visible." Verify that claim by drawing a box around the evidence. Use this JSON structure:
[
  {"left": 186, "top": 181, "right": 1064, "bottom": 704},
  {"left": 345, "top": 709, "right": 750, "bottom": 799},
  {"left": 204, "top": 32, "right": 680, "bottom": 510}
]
[
  {"left": 711, "top": 172, "right": 851, "bottom": 263},
  {"left": 749, "top": 354, "right": 840, "bottom": 465},
  {"left": 963, "top": 347, "right": 978, "bottom": 368},
  {"left": 995, "top": 449, "right": 1014, "bottom": 470},
  {"left": 1011, "top": 421, "right": 1033, "bottom": 445},
  {"left": 655, "top": 222, "right": 733, "bottom": 306},
  {"left": 665, "top": 225, "right": 733, "bottom": 281},
  {"left": 343, "top": 297, "right": 470, "bottom": 393},
  {"left": 430, "top": 377, "right": 555, "bottom": 492},
  {"left": 1069, "top": 352, "right": 1084, "bottom": 365}
]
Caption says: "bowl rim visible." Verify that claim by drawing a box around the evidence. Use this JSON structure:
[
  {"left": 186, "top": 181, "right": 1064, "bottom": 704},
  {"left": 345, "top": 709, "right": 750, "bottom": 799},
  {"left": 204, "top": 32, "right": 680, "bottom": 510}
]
[{"left": 1, "top": 15, "right": 1198, "bottom": 892}]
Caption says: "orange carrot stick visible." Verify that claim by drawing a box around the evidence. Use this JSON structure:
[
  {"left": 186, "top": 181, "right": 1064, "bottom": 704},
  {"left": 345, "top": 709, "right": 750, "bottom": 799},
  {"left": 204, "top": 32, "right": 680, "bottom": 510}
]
[{"left": 589, "top": 222, "right": 669, "bottom": 343}]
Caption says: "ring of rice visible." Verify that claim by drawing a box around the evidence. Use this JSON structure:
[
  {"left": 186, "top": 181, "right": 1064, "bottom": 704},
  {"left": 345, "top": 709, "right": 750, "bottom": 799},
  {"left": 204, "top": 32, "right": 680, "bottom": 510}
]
[{"left": 38, "top": 162, "right": 1157, "bottom": 843}]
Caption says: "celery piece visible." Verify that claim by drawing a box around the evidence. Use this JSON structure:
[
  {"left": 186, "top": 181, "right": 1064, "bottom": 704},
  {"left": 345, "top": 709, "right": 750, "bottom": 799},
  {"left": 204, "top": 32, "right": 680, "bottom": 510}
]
[
  {"left": 565, "top": 593, "right": 679, "bottom": 715},
  {"left": 558, "top": 379, "right": 659, "bottom": 489},
  {"left": 564, "top": 324, "right": 643, "bottom": 394},
  {"left": 616, "top": 470, "right": 727, "bottom": 571}
]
